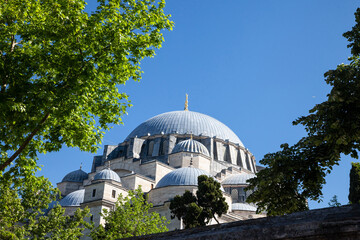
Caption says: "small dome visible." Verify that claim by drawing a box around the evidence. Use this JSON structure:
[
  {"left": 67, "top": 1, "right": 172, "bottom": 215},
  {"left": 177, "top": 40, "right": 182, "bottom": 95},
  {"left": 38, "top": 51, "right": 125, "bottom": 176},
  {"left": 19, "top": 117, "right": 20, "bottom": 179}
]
[
  {"left": 232, "top": 203, "right": 257, "bottom": 212},
  {"left": 62, "top": 169, "right": 88, "bottom": 183},
  {"left": 59, "top": 189, "right": 84, "bottom": 207},
  {"left": 172, "top": 139, "right": 210, "bottom": 157},
  {"left": 222, "top": 173, "right": 256, "bottom": 185},
  {"left": 94, "top": 168, "right": 121, "bottom": 182},
  {"left": 156, "top": 167, "right": 211, "bottom": 188}
]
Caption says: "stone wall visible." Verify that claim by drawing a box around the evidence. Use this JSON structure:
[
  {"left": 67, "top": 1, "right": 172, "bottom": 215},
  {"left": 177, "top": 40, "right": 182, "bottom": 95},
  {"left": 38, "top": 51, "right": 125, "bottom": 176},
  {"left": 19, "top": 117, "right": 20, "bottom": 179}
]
[{"left": 125, "top": 204, "right": 360, "bottom": 240}]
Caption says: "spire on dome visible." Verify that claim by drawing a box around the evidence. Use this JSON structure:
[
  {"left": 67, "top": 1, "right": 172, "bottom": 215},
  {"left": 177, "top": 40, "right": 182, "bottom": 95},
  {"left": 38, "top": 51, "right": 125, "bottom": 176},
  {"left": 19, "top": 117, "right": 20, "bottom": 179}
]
[
  {"left": 80, "top": 162, "right": 82, "bottom": 170},
  {"left": 184, "top": 93, "right": 188, "bottom": 111}
]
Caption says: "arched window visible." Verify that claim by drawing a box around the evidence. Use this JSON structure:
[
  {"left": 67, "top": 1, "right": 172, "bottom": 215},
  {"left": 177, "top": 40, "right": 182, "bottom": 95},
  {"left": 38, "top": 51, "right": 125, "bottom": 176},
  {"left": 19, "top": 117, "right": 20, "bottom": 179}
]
[
  {"left": 231, "top": 188, "right": 238, "bottom": 203},
  {"left": 147, "top": 141, "right": 154, "bottom": 156},
  {"left": 239, "top": 188, "right": 246, "bottom": 202},
  {"left": 245, "top": 153, "right": 252, "bottom": 171},
  {"left": 140, "top": 144, "right": 146, "bottom": 158},
  {"left": 237, "top": 150, "right": 243, "bottom": 167},
  {"left": 92, "top": 189, "right": 96, "bottom": 197},
  {"left": 161, "top": 140, "right": 168, "bottom": 155}
]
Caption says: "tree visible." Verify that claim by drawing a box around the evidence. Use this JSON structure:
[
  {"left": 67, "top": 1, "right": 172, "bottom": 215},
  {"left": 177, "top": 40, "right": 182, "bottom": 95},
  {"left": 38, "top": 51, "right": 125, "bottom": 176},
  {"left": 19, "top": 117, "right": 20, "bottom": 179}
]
[
  {"left": 90, "top": 187, "right": 168, "bottom": 240},
  {"left": 0, "top": 0, "right": 173, "bottom": 171},
  {"left": 247, "top": 8, "right": 360, "bottom": 216},
  {"left": 349, "top": 162, "right": 360, "bottom": 204},
  {"left": 170, "top": 175, "right": 228, "bottom": 229},
  {"left": 0, "top": 0, "right": 172, "bottom": 238},
  {"left": 328, "top": 195, "right": 341, "bottom": 207},
  {"left": 0, "top": 160, "right": 92, "bottom": 239}
]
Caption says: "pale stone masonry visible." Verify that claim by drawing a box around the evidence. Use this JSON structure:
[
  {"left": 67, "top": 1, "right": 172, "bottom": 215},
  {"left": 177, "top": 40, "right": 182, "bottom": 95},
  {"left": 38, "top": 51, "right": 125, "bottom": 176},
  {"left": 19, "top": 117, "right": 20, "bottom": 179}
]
[{"left": 54, "top": 109, "right": 265, "bottom": 233}]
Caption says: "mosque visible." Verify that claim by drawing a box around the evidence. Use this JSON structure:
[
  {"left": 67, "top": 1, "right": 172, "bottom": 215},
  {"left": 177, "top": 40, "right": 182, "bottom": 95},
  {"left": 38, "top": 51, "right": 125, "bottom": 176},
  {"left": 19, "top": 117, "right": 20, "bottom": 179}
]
[{"left": 55, "top": 96, "right": 265, "bottom": 231}]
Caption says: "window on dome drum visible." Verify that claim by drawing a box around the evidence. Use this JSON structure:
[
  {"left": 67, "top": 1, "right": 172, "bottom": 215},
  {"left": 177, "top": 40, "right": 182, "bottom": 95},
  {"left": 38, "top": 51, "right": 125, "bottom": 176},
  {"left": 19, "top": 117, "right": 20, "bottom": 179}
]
[
  {"left": 140, "top": 144, "right": 146, "bottom": 158},
  {"left": 162, "top": 140, "right": 168, "bottom": 155},
  {"left": 147, "top": 141, "right": 154, "bottom": 156},
  {"left": 231, "top": 189, "right": 238, "bottom": 202},
  {"left": 92, "top": 189, "right": 96, "bottom": 197},
  {"left": 237, "top": 151, "right": 243, "bottom": 167},
  {"left": 112, "top": 190, "right": 116, "bottom": 198},
  {"left": 245, "top": 153, "right": 252, "bottom": 171},
  {"left": 239, "top": 188, "right": 246, "bottom": 202},
  {"left": 224, "top": 145, "right": 231, "bottom": 163}
]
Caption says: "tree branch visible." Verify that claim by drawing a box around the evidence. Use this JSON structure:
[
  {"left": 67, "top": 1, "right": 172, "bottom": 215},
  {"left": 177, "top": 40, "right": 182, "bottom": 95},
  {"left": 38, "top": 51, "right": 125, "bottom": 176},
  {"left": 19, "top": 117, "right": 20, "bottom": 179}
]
[
  {"left": 212, "top": 214, "right": 220, "bottom": 224},
  {"left": 0, "top": 112, "right": 50, "bottom": 172}
]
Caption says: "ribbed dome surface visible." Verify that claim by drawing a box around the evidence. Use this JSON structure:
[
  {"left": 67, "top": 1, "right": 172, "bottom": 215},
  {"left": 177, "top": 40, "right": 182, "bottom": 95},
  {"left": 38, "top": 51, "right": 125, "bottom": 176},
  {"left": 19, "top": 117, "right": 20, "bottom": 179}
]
[
  {"left": 125, "top": 111, "right": 244, "bottom": 146},
  {"left": 62, "top": 169, "right": 88, "bottom": 183},
  {"left": 156, "top": 167, "right": 211, "bottom": 188},
  {"left": 59, "top": 189, "right": 84, "bottom": 207},
  {"left": 232, "top": 203, "right": 257, "bottom": 212},
  {"left": 172, "top": 139, "right": 210, "bottom": 157},
  {"left": 222, "top": 173, "right": 256, "bottom": 185},
  {"left": 94, "top": 168, "right": 121, "bottom": 182}
]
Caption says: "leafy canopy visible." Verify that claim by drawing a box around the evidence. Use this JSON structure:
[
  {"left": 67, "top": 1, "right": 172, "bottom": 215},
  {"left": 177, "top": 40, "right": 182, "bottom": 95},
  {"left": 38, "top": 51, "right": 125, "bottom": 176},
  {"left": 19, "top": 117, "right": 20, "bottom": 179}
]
[
  {"left": 246, "top": 8, "right": 360, "bottom": 216},
  {"left": 349, "top": 162, "right": 360, "bottom": 204},
  {"left": 170, "top": 175, "right": 228, "bottom": 229},
  {"left": 0, "top": 158, "right": 92, "bottom": 239},
  {"left": 0, "top": 0, "right": 172, "bottom": 238},
  {"left": 0, "top": 0, "right": 173, "bottom": 171},
  {"left": 328, "top": 195, "right": 341, "bottom": 207},
  {"left": 91, "top": 187, "right": 168, "bottom": 240}
]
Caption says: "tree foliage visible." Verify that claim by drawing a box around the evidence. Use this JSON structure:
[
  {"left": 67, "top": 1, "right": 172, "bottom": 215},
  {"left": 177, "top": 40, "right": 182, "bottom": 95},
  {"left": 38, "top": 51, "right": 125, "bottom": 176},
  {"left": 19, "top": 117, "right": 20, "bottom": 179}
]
[
  {"left": 349, "top": 162, "right": 360, "bottom": 204},
  {"left": 328, "top": 195, "right": 341, "bottom": 207},
  {"left": 91, "top": 187, "right": 168, "bottom": 240},
  {"left": 0, "top": 159, "right": 92, "bottom": 239},
  {"left": 0, "top": 0, "right": 173, "bottom": 171},
  {"left": 247, "top": 8, "right": 360, "bottom": 216},
  {"left": 169, "top": 175, "right": 228, "bottom": 229},
  {"left": 0, "top": 0, "right": 172, "bottom": 238}
]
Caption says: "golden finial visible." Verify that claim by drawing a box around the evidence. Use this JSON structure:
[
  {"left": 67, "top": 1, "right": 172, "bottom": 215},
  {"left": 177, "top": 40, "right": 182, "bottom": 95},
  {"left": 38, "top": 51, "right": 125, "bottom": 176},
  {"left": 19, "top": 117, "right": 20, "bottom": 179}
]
[{"left": 184, "top": 93, "right": 188, "bottom": 111}]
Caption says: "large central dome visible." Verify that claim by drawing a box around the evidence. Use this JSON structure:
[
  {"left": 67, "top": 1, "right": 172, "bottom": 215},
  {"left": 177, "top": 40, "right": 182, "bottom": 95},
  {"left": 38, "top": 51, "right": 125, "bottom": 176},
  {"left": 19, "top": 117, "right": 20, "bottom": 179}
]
[{"left": 126, "top": 111, "right": 244, "bottom": 147}]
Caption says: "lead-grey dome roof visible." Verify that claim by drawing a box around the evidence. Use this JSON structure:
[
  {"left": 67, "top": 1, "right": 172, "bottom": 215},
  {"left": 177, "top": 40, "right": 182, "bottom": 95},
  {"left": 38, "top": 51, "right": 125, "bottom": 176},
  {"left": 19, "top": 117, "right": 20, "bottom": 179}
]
[
  {"left": 156, "top": 167, "right": 211, "bottom": 188},
  {"left": 94, "top": 168, "right": 121, "bottom": 182},
  {"left": 125, "top": 111, "right": 244, "bottom": 146},
  {"left": 222, "top": 173, "right": 256, "bottom": 185},
  {"left": 59, "top": 189, "right": 84, "bottom": 207},
  {"left": 62, "top": 169, "right": 88, "bottom": 183},
  {"left": 232, "top": 203, "right": 257, "bottom": 212},
  {"left": 172, "top": 139, "right": 210, "bottom": 157}
]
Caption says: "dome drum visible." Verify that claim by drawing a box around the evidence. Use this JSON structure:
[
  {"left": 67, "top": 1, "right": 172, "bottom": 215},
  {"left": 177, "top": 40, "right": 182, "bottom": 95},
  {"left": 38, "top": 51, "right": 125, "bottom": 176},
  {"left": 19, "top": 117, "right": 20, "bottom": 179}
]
[
  {"left": 104, "top": 109, "right": 257, "bottom": 172},
  {"left": 114, "top": 134, "right": 255, "bottom": 173}
]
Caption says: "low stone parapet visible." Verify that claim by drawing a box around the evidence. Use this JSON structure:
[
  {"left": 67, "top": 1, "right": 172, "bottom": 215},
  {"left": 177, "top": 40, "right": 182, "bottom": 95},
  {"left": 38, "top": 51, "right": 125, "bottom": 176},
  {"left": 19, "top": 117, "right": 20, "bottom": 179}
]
[{"left": 125, "top": 204, "right": 360, "bottom": 240}]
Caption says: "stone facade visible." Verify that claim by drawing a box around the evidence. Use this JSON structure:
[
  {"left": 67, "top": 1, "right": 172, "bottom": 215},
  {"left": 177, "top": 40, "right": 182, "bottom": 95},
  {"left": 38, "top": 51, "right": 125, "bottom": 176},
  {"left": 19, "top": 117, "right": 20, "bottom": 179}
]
[{"left": 55, "top": 109, "right": 263, "bottom": 233}]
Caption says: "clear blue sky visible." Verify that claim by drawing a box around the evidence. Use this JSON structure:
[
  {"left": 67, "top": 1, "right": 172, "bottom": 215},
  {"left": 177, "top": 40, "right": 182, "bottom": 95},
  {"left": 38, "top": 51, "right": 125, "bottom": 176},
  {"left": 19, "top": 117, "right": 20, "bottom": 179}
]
[{"left": 38, "top": 0, "right": 359, "bottom": 209}]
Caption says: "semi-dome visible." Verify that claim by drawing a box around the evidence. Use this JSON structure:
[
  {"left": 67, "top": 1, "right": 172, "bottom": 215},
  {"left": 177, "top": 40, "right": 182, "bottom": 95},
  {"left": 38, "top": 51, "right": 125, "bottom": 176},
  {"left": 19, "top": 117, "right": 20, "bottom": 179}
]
[
  {"left": 62, "top": 169, "right": 88, "bottom": 183},
  {"left": 222, "top": 173, "right": 256, "bottom": 185},
  {"left": 232, "top": 203, "right": 257, "bottom": 212},
  {"left": 94, "top": 168, "right": 121, "bottom": 182},
  {"left": 59, "top": 189, "right": 84, "bottom": 207},
  {"left": 156, "top": 167, "right": 211, "bottom": 188},
  {"left": 172, "top": 139, "right": 210, "bottom": 157},
  {"left": 126, "top": 111, "right": 244, "bottom": 146}
]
